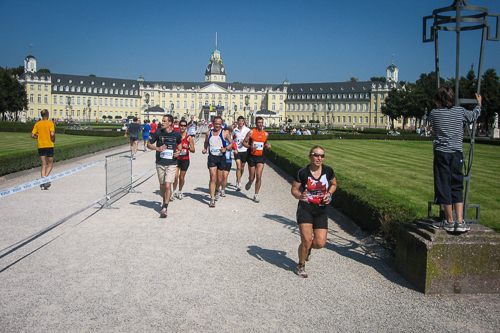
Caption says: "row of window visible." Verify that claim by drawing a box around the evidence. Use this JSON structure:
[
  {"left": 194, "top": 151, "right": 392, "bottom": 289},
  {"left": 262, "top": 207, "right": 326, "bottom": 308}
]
[
  {"left": 289, "top": 93, "right": 370, "bottom": 100},
  {"left": 29, "top": 84, "right": 49, "bottom": 92},
  {"left": 288, "top": 103, "right": 369, "bottom": 112},
  {"left": 145, "top": 92, "right": 283, "bottom": 101},
  {"left": 287, "top": 114, "right": 386, "bottom": 124},
  {"left": 52, "top": 85, "right": 139, "bottom": 96}
]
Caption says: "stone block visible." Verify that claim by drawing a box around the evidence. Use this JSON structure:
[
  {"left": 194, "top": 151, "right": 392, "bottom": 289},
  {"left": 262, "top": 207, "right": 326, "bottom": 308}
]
[
  {"left": 491, "top": 128, "right": 499, "bottom": 139},
  {"left": 395, "top": 219, "right": 500, "bottom": 295}
]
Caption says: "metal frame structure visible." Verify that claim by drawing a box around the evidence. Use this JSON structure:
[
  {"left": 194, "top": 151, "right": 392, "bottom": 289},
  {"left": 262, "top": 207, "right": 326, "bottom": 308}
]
[{"left": 423, "top": 0, "right": 499, "bottom": 222}]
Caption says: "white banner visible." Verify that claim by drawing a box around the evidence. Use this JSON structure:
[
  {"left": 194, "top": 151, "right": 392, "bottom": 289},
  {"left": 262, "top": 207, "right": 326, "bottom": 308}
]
[{"left": 0, "top": 159, "right": 105, "bottom": 198}]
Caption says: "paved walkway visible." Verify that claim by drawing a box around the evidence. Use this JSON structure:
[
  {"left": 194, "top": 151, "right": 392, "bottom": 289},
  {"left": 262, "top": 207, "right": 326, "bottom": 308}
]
[{"left": 0, "top": 139, "right": 499, "bottom": 332}]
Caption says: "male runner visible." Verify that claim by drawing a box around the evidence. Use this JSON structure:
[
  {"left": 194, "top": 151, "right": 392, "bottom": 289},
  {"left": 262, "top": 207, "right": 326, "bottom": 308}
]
[
  {"left": 142, "top": 120, "right": 152, "bottom": 151},
  {"left": 242, "top": 116, "right": 271, "bottom": 203},
  {"left": 150, "top": 119, "right": 158, "bottom": 134},
  {"left": 172, "top": 120, "right": 195, "bottom": 200},
  {"left": 232, "top": 116, "right": 251, "bottom": 191},
  {"left": 202, "top": 116, "right": 232, "bottom": 207},
  {"left": 125, "top": 117, "right": 141, "bottom": 159},
  {"left": 31, "top": 109, "right": 55, "bottom": 190},
  {"left": 147, "top": 114, "right": 182, "bottom": 218},
  {"left": 186, "top": 115, "right": 198, "bottom": 137}
]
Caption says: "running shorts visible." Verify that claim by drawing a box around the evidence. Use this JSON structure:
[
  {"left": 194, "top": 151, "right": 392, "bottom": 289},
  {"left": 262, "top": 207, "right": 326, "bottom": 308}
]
[{"left": 296, "top": 204, "right": 328, "bottom": 229}]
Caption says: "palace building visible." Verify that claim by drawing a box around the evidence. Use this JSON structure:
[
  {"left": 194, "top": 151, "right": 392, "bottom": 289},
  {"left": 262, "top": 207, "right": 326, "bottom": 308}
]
[{"left": 17, "top": 45, "right": 400, "bottom": 128}]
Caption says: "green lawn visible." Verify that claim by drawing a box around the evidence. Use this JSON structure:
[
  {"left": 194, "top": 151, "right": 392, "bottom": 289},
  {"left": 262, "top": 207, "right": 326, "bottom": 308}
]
[
  {"left": 0, "top": 132, "right": 128, "bottom": 157},
  {"left": 271, "top": 140, "right": 500, "bottom": 232}
]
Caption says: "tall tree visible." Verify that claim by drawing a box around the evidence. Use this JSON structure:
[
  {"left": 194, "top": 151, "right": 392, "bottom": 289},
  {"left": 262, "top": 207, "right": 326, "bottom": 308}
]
[
  {"left": 479, "top": 68, "right": 500, "bottom": 131},
  {"left": 370, "top": 76, "right": 386, "bottom": 82},
  {"left": 0, "top": 69, "right": 28, "bottom": 121}
]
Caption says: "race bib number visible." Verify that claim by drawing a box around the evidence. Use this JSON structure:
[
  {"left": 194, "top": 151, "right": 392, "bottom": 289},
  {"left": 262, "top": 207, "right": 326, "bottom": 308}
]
[
  {"left": 210, "top": 147, "right": 222, "bottom": 156},
  {"left": 179, "top": 149, "right": 188, "bottom": 156},
  {"left": 252, "top": 141, "right": 264, "bottom": 151},
  {"left": 160, "top": 149, "right": 174, "bottom": 159},
  {"left": 225, "top": 151, "right": 231, "bottom": 160}
]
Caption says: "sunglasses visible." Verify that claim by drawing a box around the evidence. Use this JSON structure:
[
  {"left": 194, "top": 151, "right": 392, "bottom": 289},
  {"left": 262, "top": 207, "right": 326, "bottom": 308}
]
[
  {"left": 179, "top": 125, "right": 187, "bottom": 127},
  {"left": 310, "top": 153, "right": 325, "bottom": 158}
]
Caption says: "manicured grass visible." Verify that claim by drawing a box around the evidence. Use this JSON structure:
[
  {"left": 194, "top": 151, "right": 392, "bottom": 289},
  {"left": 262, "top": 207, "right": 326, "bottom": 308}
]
[
  {"left": 0, "top": 132, "right": 128, "bottom": 157},
  {"left": 271, "top": 140, "right": 500, "bottom": 232}
]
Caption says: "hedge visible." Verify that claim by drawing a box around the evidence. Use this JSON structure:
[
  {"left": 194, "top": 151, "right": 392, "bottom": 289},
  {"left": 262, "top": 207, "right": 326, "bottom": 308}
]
[
  {"left": 265, "top": 146, "right": 419, "bottom": 248},
  {"left": 0, "top": 137, "right": 128, "bottom": 176}
]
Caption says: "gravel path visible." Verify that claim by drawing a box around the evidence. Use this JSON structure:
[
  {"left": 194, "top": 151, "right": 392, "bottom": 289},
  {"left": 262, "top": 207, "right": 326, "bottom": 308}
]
[{"left": 0, "top": 139, "right": 499, "bottom": 332}]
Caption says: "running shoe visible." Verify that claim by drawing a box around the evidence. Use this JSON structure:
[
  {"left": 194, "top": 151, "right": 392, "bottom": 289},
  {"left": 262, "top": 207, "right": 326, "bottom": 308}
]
[
  {"left": 306, "top": 248, "right": 312, "bottom": 261},
  {"left": 160, "top": 207, "right": 168, "bottom": 218},
  {"left": 215, "top": 189, "right": 220, "bottom": 200},
  {"left": 220, "top": 190, "right": 226, "bottom": 197},
  {"left": 432, "top": 220, "right": 454, "bottom": 231},
  {"left": 455, "top": 221, "right": 471, "bottom": 233},
  {"left": 170, "top": 194, "right": 175, "bottom": 201},
  {"left": 132, "top": 154, "right": 136, "bottom": 160},
  {"left": 209, "top": 199, "right": 216, "bottom": 208},
  {"left": 177, "top": 192, "right": 184, "bottom": 200},
  {"left": 44, "top": 182, "right": 51, "bottom": 189},
  {"left": 295, "top": 264, "right": 308, "bottom": 278},
  {"left": 253, "top": 194, "right": 259, "bottom": 203},
  {"left": 245, "top": 181, "right": 253, "bottom": 191},
  {"left": 40, "top": 184, "right": 45, "bottom": 190},
  {"left": 236, "top": 183, "right": 241, "bottom": 192}
]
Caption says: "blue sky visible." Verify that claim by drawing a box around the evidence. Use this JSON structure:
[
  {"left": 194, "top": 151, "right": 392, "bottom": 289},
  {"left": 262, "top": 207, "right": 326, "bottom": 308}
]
[{"left": 1, "top": 0, "right": 499, "bottom": 84}]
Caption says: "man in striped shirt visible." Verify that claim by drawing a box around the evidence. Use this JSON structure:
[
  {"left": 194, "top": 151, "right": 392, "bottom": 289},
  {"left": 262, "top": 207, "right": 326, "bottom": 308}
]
[{"left": 429, "top": 87, "right": 481, "bottom": 233}]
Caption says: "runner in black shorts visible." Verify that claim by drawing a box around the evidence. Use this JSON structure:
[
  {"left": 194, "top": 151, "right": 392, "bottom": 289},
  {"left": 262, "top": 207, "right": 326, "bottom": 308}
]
[
  {"left": 291, "top": 145, "right": 337, "bottom": 278},
  {"left": 172, "top": 119, "right": 195, "bottom": 200}
]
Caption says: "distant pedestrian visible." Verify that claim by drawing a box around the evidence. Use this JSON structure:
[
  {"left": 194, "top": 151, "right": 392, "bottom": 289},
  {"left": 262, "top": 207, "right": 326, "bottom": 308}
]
[
  {"left": 31, "top": 109, "right": 56, "bottom": 190},
  {"left": 186, "top": 115, "right": 198, "bottom": 137},
  {"left": 430, "top": 87, "right": 481, "bottom": 233},
  {"left": 142, "top": 120, "right": 152, "bottom": 151},
  {"left": 150, "top": 119, "right": 158, "bottom": 134},
  {"left": 125, "top": 117, "right": 141, "bottom": 159},
  {"left": 291, "top": 145, "right": 337, "bottom": 278}
]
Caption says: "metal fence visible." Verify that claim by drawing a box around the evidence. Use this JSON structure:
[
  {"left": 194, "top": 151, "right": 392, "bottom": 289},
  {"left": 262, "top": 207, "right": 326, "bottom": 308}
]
[{"left": 103, "top": 150, "right": 138, "bottom": 208}]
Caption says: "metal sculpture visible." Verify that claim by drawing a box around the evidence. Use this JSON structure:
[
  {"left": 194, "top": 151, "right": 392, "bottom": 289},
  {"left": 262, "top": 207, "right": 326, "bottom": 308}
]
[{"left": 423, "top": 1, "right": 499, "bottom": 222}]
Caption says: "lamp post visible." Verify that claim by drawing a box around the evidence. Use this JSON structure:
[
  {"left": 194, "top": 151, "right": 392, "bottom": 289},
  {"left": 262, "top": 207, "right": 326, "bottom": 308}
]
[
  {"left": 87, "top": 98, "right": 91, "bottom": 124},
  {"left": 233, "top": 105, "right": 237, "bottom": 123},
  {"left": 171, "top": 103, "right": 175, "bottom": 118},
  {"left": 327, "top": 102, "right": 332, "bottom": 131},
  {"left": 66, "top": 96, "right": 72, "bottom": 121},
  {"left": 145, "top": 93, "right": 150, "bottom": 121},
  {"left": 244, "top": 95, "right": 249, "bottom": 125}
]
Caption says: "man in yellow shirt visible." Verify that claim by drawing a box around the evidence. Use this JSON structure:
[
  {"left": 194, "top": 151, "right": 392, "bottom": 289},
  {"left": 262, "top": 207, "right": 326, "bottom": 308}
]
[{"left": 31, "top": 109, "right": 56, "bottom": 189}]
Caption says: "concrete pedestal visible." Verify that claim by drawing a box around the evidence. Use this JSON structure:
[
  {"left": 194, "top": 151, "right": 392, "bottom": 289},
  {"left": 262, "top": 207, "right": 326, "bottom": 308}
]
[
  {"left": 395, "top": 219, "right": 500, "bottom": 295},
  {"left": 491, "top": 128, "right": 499, "bottom": 139}
]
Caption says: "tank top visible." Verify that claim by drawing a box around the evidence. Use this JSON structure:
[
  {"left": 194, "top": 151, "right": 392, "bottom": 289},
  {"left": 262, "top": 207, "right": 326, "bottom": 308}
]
[
  {"left": 178, "top": 133, "right": 190, "bottom": 160},
  {"left": 208, "top": 129, "right": 226, "bottom": 156},
  {"left": 249, "top": 129, "right": 266, "bottom": 156}
]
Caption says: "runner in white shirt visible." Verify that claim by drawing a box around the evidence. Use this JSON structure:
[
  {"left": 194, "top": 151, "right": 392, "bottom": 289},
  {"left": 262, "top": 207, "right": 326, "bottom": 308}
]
[{"left": 232, "top": 116, "right": 251, "bottom": 191}]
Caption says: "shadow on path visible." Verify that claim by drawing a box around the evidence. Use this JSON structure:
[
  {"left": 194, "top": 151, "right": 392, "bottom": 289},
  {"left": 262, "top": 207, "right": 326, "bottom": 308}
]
[
  {"left": 262, "top": 213, "right": 414, "bottom": 290},
  {"left": 247, "top": 246, "right": 296, "bottom": 273}
]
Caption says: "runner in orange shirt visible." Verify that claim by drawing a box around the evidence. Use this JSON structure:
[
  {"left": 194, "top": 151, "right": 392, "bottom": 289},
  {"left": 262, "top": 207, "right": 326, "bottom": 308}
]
[
  {"left": 31, "top": 109, "right": 56, "bottom": 190},
  {"left": 242, "top": 116, "right": 271, "bottom": 203}
]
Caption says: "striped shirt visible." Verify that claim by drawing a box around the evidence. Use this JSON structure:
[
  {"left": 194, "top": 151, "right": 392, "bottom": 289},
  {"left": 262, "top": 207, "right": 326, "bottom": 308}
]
[{"left": 429, "top": 104, "right": 481, "bottom": 153}]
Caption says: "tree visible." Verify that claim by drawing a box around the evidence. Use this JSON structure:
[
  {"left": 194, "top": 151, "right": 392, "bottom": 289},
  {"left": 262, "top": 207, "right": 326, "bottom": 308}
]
[
  {"left": 479, "top": 68, "right": 500, "bottom": 131},
  {"left": 299, "top": 119, "right": 306, "bottom": 124},
  {"left": 0, "top": 68, "right": 28, "bottom": 121},
  {"left": 348, "top": 77, "right": 359, "bottom": 82},
  {"left": 37, "top": 68, "right": 51, "bottom": 73},
  {"left": 370, "top": 77, "right": 386, "bottom": 82},
  {"left": 287, "top": 118, "right": 292, "bottom": 123}
]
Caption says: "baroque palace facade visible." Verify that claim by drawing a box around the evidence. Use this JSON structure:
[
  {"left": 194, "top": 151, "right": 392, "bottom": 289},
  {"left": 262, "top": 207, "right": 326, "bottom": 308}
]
[{"left": 18, "top": 47, "right": 400, "bottom": 128}]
